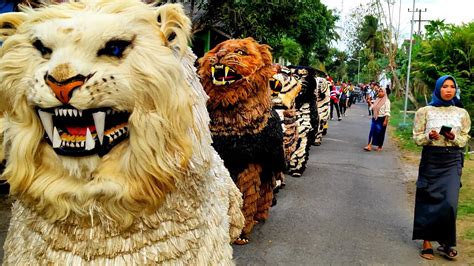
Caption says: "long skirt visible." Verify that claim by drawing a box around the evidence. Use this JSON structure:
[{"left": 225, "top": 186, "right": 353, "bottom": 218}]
[
  {"left": 367, "top": 116, "right": 387, "bottom": 147},
  {"left": 412, "top": 146, "right": 464, "bottom": 247}
]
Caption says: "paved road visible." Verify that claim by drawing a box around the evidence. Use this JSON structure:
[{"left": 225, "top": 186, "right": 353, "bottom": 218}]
[
  {"left": 234, "top": 103, "right": 424, "bottom": 265},
  {"left": 0, "top": 103, "right": 438, "bottom": 264}
]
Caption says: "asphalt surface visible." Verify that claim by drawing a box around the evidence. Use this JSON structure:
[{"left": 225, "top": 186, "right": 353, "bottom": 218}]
[
  {"left": 0, "top": 103, "right": 444, "bottom": 264},
  {"left": 233, "top": 103, "right": 425, "bottom": 265}
]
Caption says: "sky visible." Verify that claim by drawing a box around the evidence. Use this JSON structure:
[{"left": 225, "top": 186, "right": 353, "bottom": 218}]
[{"left": 321, "top": 0, "right": 474, "bottom": 50}]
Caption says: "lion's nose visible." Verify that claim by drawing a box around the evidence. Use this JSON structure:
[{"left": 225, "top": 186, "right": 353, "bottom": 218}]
[
  {"left": 45, "top": 74, "right": 86, "bottom": 104},
  {"left": 216, "top": 48, "right": 227, "bottom": 58}
]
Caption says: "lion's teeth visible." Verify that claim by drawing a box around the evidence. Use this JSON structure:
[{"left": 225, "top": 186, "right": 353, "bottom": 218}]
[
  {"left": 52, "top": 127, "right": 61, "bottom": 148},
  {"left": 67, "top": 109, "right": 73, "bottom": 116},
  {"left": 72, "top": 109, "right": 78, "bottom": 117},
  {"left": 225, "top": 66, "right": 229, "bottom": 79},
  {"left": 85, "top": 128, "right": 95, "bottom": 150},
  {"left": 211, "top": 66, "right": 215, "bottom": 79},
  {"left": 54, "top": 108, "right": 59, "bottom": 116},
  {"left": 38, "top": 110, "right": 53, "bottom": 141},
  {"left": 78, "top": 110, "right": 83, "bottom": 117},
  {"left": 92, "top": 112, "right": 105, "bottom": 144}
]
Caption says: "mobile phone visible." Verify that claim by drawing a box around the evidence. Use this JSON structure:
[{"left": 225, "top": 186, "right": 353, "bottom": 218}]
[{"left": 439, "top": 125, "right": 452, "bottom": 135}]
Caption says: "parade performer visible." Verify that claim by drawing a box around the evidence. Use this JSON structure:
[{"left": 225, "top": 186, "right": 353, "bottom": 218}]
[
  {"left": 269, "top": 64, "right": 301, "bottom": 189},
  {"left": 0, "top": 1, "right": 244, "bottom": 264},
  {"left": 198, "top": 38, "right": 286, "bottom": 245},
  {"left": 314, "top": 75, "right": 331, "bottom": 145},
  {"left": 287, "top": 65, "right": 319, "bottom": 177}
]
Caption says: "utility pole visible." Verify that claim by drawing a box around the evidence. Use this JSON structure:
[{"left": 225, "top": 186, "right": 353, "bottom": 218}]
[
  {"left": 409, "top": 7, "right": 428, "bottom": 35},
  {"left": 403, "top": 0, "right": 416, "bottom": 125}
]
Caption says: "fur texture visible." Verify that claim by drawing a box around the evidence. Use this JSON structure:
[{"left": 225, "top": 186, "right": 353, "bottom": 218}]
[
  {"left": 0, "top": 1, "right": 244, "bottom": 264},
  {"left": 198, "top": 38, "right": 285, "bottom": 239},
  {"left": 287, "top": 66, "right": 319, "bottom": 177},
  {"left": 270, "top": 65, "right": 301, "bottom": 169},
  {"left": 314, "top": 76, "right": 331, "bottom": 145}
]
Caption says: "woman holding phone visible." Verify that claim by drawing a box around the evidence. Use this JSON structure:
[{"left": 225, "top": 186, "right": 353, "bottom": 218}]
[{"left": 412, "top": 75, "right": 471, "bottom": 260}]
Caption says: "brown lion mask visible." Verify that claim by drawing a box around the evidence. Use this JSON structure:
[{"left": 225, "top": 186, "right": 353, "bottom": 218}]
[{"left": 197, "top": 37, "right": 273, "bottom": 109}]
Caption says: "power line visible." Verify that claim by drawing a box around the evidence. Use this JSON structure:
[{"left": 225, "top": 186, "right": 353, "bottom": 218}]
[{"left": 408, "top": 8, "right": 428, "bottom": 35}]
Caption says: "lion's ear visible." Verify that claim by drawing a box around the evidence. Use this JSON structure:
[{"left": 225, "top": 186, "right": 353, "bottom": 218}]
[
  {"left": 258, "top": 43, "right": 273, "bottom": 66},
  {"left": 156, "top": 3, "right": 191, "bottom": 55},
  {"left": 0, "top": 12, "right": 28, "bottom": 43}
]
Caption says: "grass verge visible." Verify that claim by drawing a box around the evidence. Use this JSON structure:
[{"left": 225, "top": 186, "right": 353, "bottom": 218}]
[{"left": 458, "top": 160, "right": 474, "bottom": 260}]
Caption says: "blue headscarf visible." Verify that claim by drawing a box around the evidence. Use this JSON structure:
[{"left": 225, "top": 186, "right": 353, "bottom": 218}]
[{"left": 429, "top": 75, "right": 459, "bottom": 107}]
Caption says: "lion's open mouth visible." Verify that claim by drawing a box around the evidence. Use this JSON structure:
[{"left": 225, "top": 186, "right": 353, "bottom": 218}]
[
  {"left": 269, "top": 78, "right": 282, "bottom": 93},
  {"left": 37, "top": 106, "right": 130, "bottom": 157},
  {"left": 211, "top": 64, "right": 242, "bottom": 86}
]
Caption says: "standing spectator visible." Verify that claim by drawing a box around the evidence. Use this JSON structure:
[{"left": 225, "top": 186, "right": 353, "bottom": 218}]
[
  {"left": 347, "top": 81, "right": 356, "bottom": 107},
  {"left": 412, "top": 75, "right": 471, "bottom": 260},
  {"left": 366, "top": 83, "right": 376, "bottom": 116},
  {"left": 339, "top": 84, "right": 349, "bottom": 116},
  {"left": 329, "top": 83, "right": 341, "bottom": 121},
  {"left": 363, "top": 85, "right": 390, "bottom": 151}
]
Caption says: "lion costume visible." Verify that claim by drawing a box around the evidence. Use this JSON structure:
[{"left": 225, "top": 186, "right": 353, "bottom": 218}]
[
  {"left": 197, "top": 38, "right": 286, "bottom": 244},
  {"left": 0, "top": 1, "right": 244, "bottom": 264},
  {"left": 287, "top": 65, "right": 319, "bottom": 177}
]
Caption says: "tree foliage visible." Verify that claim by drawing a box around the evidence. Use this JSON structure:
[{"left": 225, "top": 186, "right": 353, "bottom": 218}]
[
  {"left": 324, "top": 48, "right": 348, "bottom": 81},
  {"left": 278, "top": 36, "right": 303, "bottom": 65},
  {"left": 198, "top": 0, "right": 338, "bottom": 66},
  {"left": 397, "top": 21, "right": 473, "bottom": 133}
]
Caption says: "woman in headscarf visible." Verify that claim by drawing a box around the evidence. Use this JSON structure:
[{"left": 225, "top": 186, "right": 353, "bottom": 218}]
[
  {"left": 363, "top": 83, "right": 390, "bottom": 151},
  {"left": 412, "top": 75, "right": 471, "bottom": 260}
]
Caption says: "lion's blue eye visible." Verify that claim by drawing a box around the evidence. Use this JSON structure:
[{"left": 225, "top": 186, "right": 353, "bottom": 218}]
[{"left": 98, "top": 40, "right": 132, "bottom": 58}]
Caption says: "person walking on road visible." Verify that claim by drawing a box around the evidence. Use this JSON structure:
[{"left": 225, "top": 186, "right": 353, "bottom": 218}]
[
  {"left": 366, "top": 83, "right": 376, "bottom": 116},
  {"left": 339, "top": 84, "right": 349, "bottom": 117},
  {"left": 329, "top": 83, "right": 341, "bottom": 121},
  {"left": 363, "top": 85, "right": 390, "bottom": 151},
  {"left": 412, "top": 75, "right": 471, "bottom": 261}
]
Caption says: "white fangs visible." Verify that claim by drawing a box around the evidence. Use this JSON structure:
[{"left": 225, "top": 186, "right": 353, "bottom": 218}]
[
  {"left": 225, "top": 66, "right": 229, "bottom": 79},
  {"left": 40, "top": 107, "right": 127, "bottom": 152},
  {"left": 92, "top": 112, "right": 106, "bottom": 144},
  {"left": 38, "top": 110, "right": 53, "bottom": 141},
  {"left": 52, "top": 127, "right": 61, "bottom": 148},
  {"left": 85, "top": 128, "right": 95, "bottom": 150}
]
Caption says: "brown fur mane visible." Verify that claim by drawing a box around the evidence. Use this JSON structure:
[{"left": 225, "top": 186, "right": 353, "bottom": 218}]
[{"left": 198, "top": 38, "right": 273, "bottom": 135}]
